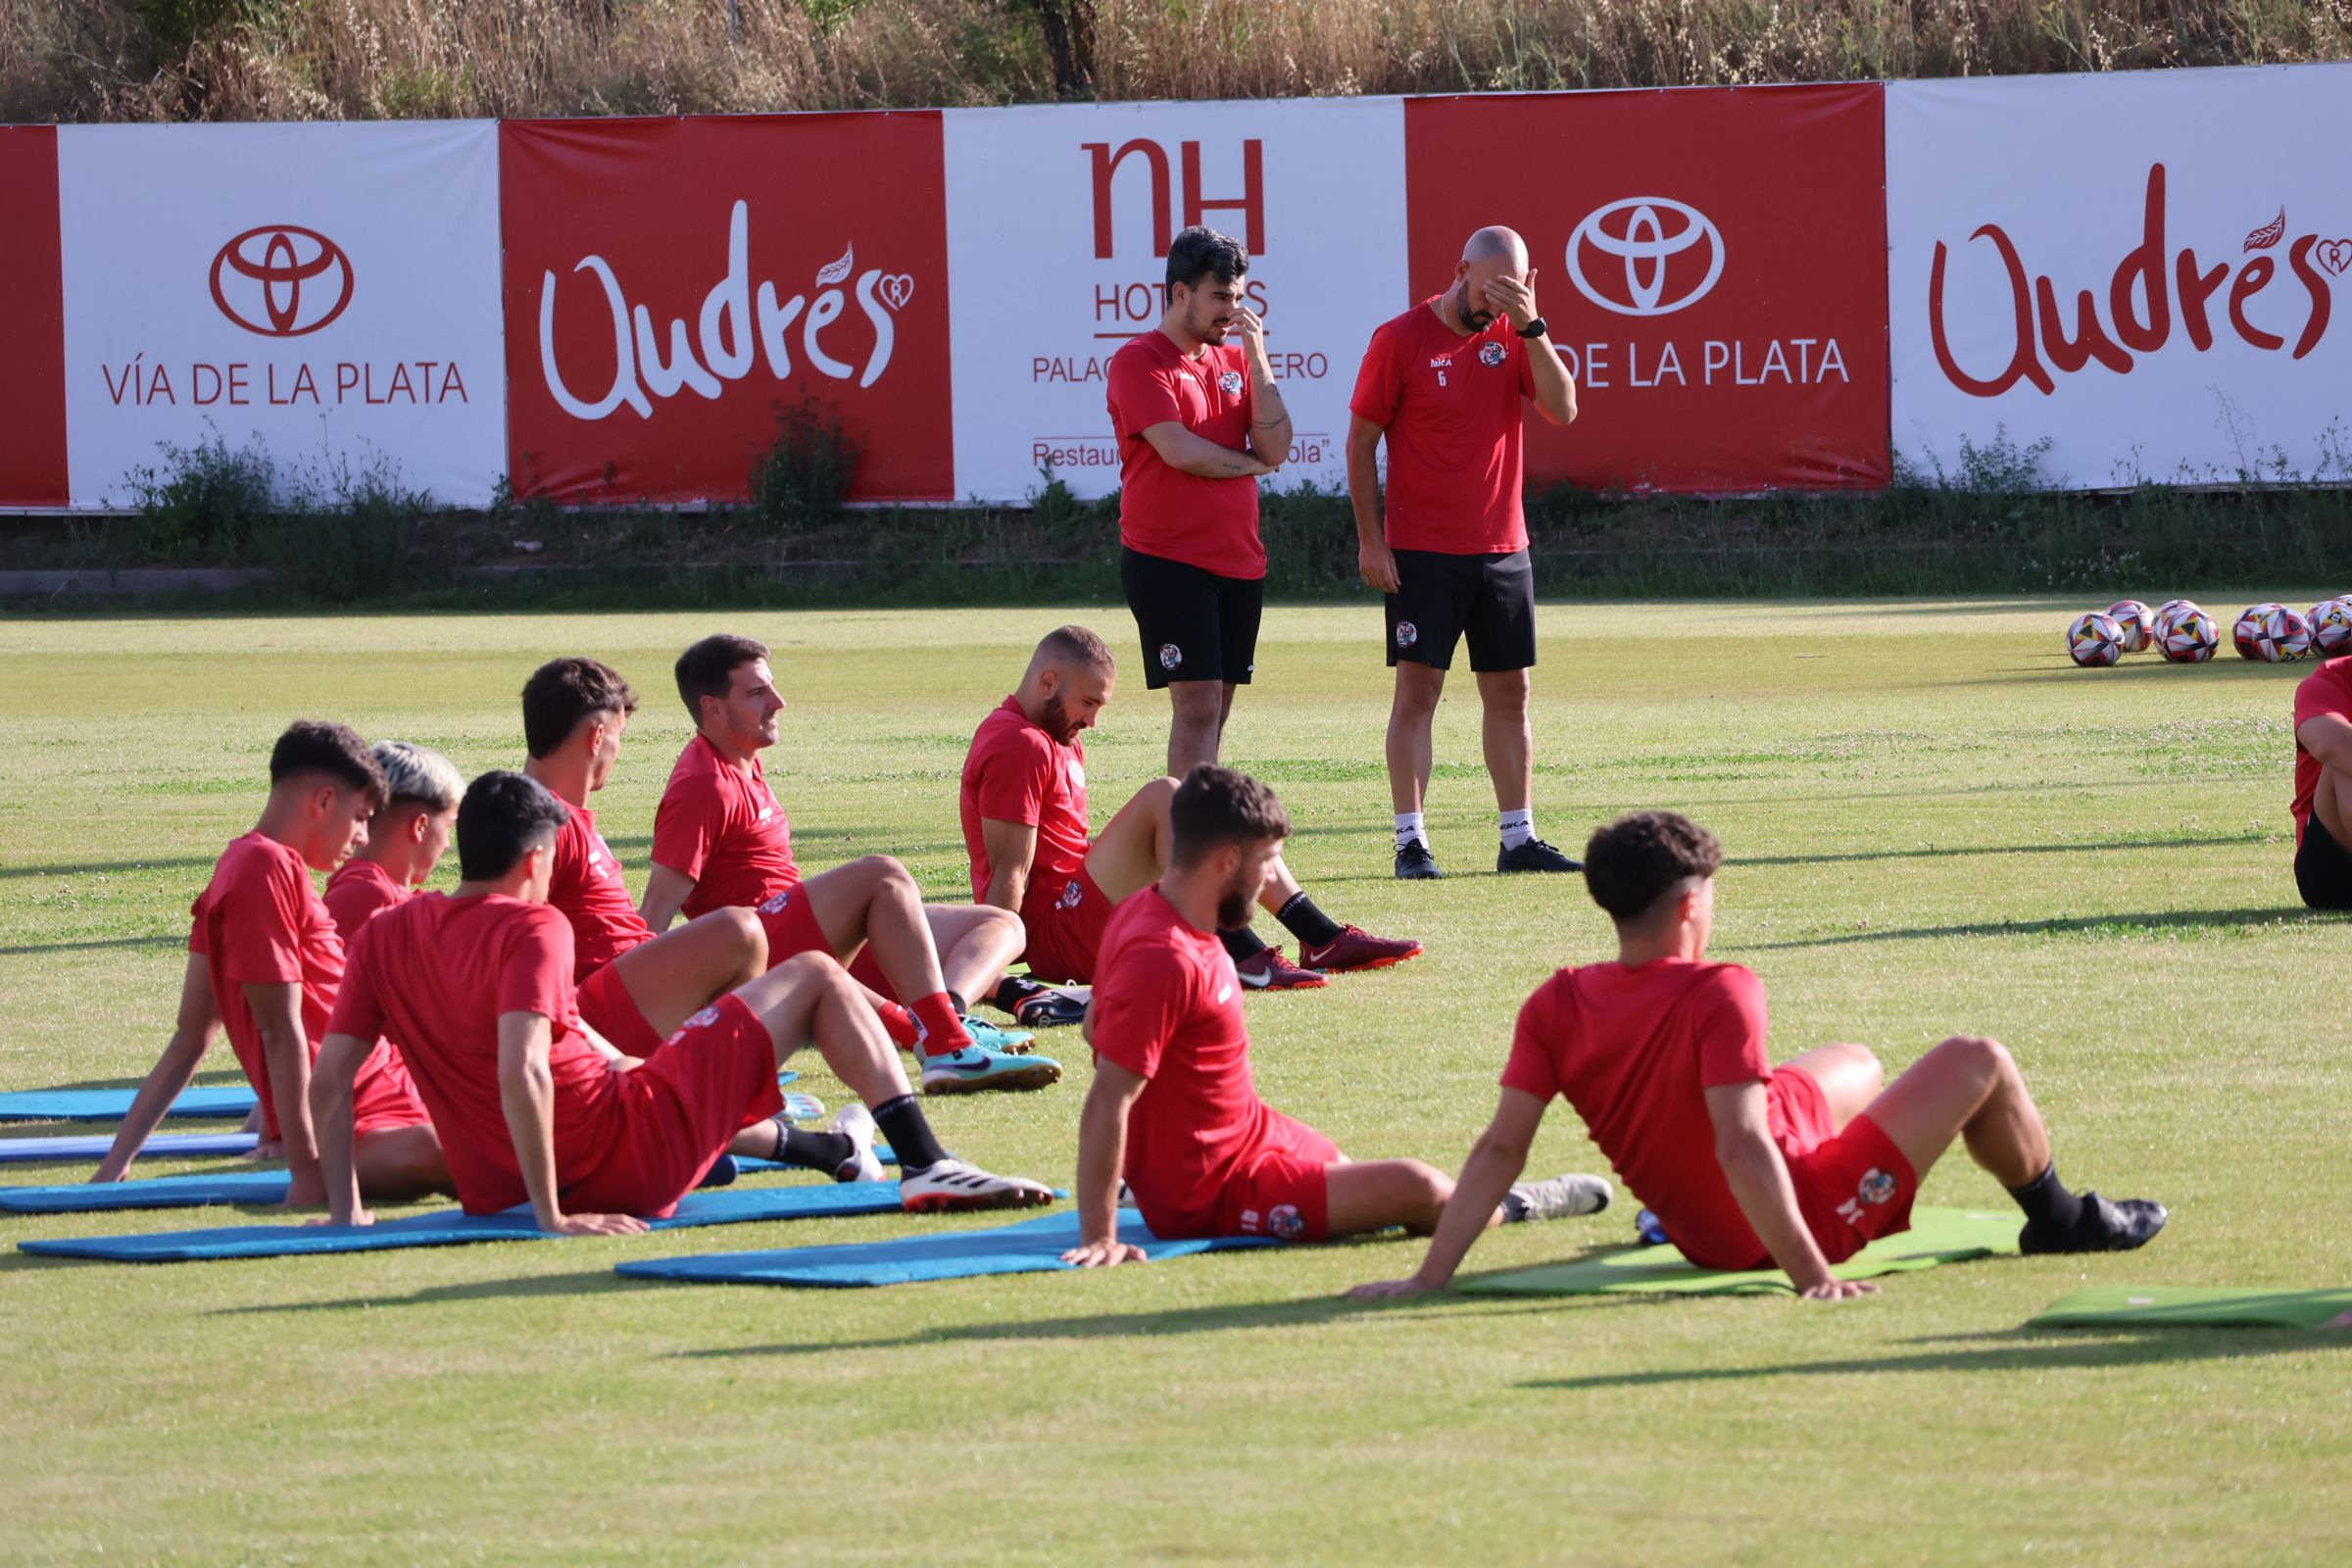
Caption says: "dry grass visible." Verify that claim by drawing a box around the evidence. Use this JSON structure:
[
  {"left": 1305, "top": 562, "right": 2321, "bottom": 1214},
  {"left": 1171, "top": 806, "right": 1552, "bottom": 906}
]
[{"left": 5, "top": 0, "right": 2349, "bottom": 122}]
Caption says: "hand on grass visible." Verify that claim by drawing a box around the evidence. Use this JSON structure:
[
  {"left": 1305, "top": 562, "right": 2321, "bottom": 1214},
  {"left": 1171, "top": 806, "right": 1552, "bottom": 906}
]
[
  {"left": 310, "top": 1207, "right": 373, "bottom": 1229},
  {"left": 540, "top": 1211, "right": 649, "bottom": 1238},
  {"left": 1796, "top": 1277, "right": 1879, "bottom": 1301},
  {"left": 1060, "top": 1238, "right": 1147, "bottom": 1268},
  {"left": 1348, "top": 1277, "right": 1441, "bottom": 1299},
  {"left": 280, "top": 1172, "right": 327, "bottom": 1209}
]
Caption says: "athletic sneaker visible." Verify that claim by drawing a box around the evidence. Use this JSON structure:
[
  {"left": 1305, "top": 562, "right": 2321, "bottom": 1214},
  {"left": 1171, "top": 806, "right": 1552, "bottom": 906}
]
[
  {"left": 1298, "top": 925, "right": 1425, "bottom": 973},
  {"left": 1497, "top": 838, "right": 1583, "bottom": 874},
  {"left": 920, "top": 1044, "right": 1064, "bottom": 1095},
  {"left": 962, "top": 1014, "right": 1035, "bottom": 1054},
  {"left": 899, "top": 1157, "right": 1057, "bottom": 1214},
  {"left": 1505, "top": 1173, "right": 1613, "bottom": 1222},
  {"left": 1010, "top": 988, "right": 1090, "bottom": 1029},
  {"left": 1233, "top": 947, "right": 1328, "bottom": 991},
  {"left": 781, "top": 1091, "right": 826, "bottom": 1123},
  {"left": 827, "top": 1103, "right": 886, "bottom": 1184},
  {"left": 1395, "top": 842, "right": 1442, "bottom": 880},
  {"left": 2018, "top": 1192, "right": 2169, "bottom": 1254}
]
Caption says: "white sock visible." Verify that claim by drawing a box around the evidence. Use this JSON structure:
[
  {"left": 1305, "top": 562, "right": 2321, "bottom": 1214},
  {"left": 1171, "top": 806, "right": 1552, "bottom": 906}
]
[
  {"left": 1394, "top": 811, "right": 1427, "bottom": 852},
  {"left": 1499, "top": 808, "right": 1535, "bottom": 850}
]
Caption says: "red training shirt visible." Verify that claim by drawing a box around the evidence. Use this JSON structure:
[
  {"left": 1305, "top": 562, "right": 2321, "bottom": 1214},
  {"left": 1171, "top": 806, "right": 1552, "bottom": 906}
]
[
  {"left": 2292, "top": 657, "right": 2352, "bottom": 845},
  {"left": 1348, "top": 298, "right": 1537, "bottom": 556},
  {"left": 1105, "top": 330, "right": 1266, "bottom": 579},
  {"left": 1089, "top": 886, "right": 1273, "bottom": 1237},
  {"left": 651, "top": 732, "right": 801, "bottom": 920},
  {"left": 329, "top": 893, "right": 629, "bottom": 1214},
  {"left": 547, "top": 801, "right": 653, "bottom": 983},
  {"left": 322, "top": 858, "right": 407, "bottom": 945},
  {"left": 960, "top": 696, "right": 1093, "bottom": 924}
]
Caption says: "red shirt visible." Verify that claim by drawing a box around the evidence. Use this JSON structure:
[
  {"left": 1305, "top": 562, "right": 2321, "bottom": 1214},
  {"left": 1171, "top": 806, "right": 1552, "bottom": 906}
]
[
  {"left": 1503, "top": 958, "right": 1822, "bottom": 1271},
  {"left": 652, "top": 733, "right": 801, "bottom": 920},
  {"left": 1105, "top": 330, "right": 1266, "bottom": 579},
  {"left": 960, "top": 696, "right": 1092, "bottom": 924},
  {"left": 329, "top": 892, "right": 628, "bottom": 1214},
  {"left": 2292, "top": 657, "right": 2352, "bottom": 844},
  {"left": 322, "top": 858, "right": 407, "bottom": 945},
  {"left": 1090, "top": 886, "right": 1271, "bottom": 1237},
  {"left": 1348, "top": 298, "right": 1536, "bottom": 556},
  {"left": 547, "top": 801, "right": 652, "bottom": 982}
]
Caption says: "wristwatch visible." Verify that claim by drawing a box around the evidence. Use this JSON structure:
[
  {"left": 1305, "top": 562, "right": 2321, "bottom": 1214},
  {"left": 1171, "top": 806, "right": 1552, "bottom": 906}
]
[{"left": 1516, "top": 317, "right": 1548, "bottom": 339}]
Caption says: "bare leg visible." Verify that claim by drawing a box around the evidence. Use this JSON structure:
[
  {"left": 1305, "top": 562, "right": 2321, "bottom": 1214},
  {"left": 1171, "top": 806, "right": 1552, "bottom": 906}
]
[
  {"left": 352, "top": 1124, "right": 453, "bottom": 1201},
  {"left": 1781, "top": 1044, "right": 1885, "bottom": 1131},
  {"left": 1166, "top": 682, "right": 1228, "bottom": 775},
  {"left": 1082, "top": 777, "right": 1180, "bottom": 904},
  {"left": 1323, "top": 1158, "right": 1467, "bottom": 1238},
  {"left": 800, "top": 856, "right": 951, "bottom": 1006},
  {"left": 611, "top": 906, "right": 767, "bottom": 1036},
  {"left": 922, "top": 904, "right": 1025, "bottom": 1004},
  {"left": 2314, "top": 762, "right": 2352, "bottom": 847},
  {"left": 1861, "top": 1035, "right": 2052, "bottom": 1189},
  {"left": 733, "top": 954, "right": 913, "bottom": 1108},
  {"left": 1476, "top": 667, "right": 1533, "bottom": 813},
  {"left": 1386, "top": 662, "right": 1446, "bottom": 815}
]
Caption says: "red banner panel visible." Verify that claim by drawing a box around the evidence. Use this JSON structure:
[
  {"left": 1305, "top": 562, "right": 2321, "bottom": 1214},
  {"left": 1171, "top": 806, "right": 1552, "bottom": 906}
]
[
  {"left": 0, "top": 126, "right": 69, "bottom": 508},
  {"left": 502, "top": 114, "right": 954, "bottom": 504},
  {"left": 1403, "top": 86, "right": 1889, "bottom": 492}
]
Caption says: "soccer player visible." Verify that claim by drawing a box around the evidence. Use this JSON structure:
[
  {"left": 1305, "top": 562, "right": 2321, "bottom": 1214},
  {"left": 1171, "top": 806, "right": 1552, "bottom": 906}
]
[
  {"left": 1348, "top": 225, "right": 1582, "bottom": 881},
  {"left": 1060, "top": 766, "right": 1607, "bottom": 1266},
  {"left": 966, "top": 626, "right": 1422, "bottom": 994},
  {"left": 321, "top": 741, "right": 465, "bottom": 940},
  {"left": 1105, "top": 224, "right": 1292, "bottom": 776},
  {"left": 2291, "top": 654, "right": 2352, "bottom": 909},
  {"left": 1350, "top": 811, "right": 2168, "bottom": 1301},
  {"left": 637, "top": 635, "right": 1054, "bottom": 1093},
  {"left": 313, "top": 771, "right": 1053, "bottom": 1230},
  {"left": 92, "top": 722, "right": 448, "bottom": 1205}
]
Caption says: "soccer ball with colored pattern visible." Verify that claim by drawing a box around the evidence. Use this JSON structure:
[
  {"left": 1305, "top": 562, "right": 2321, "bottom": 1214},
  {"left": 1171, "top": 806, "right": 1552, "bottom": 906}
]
[
  {"left": 2066, "top": 612, "right": 2125, "bottom": 667},
  {"left": 2104, "top": 600, "right": 2154, "bottom": 653},
  {"left": 2158, "top": 609, "right": 2220, "bottom": 663}
]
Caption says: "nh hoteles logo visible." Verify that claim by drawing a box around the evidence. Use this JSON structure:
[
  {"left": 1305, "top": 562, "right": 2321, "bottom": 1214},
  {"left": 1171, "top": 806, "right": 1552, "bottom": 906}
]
[
  {"left": 209, "top": 225, "right": 355, "bottom": 337},
  {"left": 1564, "top": 197, "right": 1725, "bottom": 318}
]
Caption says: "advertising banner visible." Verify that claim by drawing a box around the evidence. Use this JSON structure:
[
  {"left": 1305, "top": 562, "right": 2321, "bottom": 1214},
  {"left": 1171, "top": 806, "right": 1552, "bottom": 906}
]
[
  {"left": 502, "top": 113, "right": 954, "bottom": 504},
  {"left": 1888, "top": 67, "right": 2352, "bottom": 488},
  {"left": 943, "top": 97, "right": 1409, "bottom": 502},
  {"left": 54, "top": 122, "right": 505, "bottom": 509},
  {"left": 0, "top": 126, "right": 69, "bottom": 509},
  {"left": 1402, "top": 85, "right": 1890, "bottom": 493}
]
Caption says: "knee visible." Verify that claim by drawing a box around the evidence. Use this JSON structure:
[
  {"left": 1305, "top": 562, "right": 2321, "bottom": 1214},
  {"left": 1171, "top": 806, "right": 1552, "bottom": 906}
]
[
  {"left": 1406, "top": 1159, "right": 1454, "bottom": 1214},
  {"left": 717, "top": 906, "right": 762, "bottom": 950},
  {"left": 1832, "top": 1042, "right": 1886, "bottom": 1094},
  {"left": 1392, "top": 678, "right": 1442, "bottom": 721},
  {"left": 1483, "top": 675, "right": 1531, "bottom": 715},
  {"left": 856, "top": 855, "right": 915, "bottom": 891},
  {"left": 1937, "top": 1034, "right": 2012, "bottom": 1086},
  {"left": 772, "top": 950, "right": 848, "bottom": 993}
]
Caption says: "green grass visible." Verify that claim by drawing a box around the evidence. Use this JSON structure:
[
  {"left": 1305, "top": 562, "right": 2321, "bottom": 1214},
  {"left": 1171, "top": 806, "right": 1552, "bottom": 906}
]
[{"left": 2, "top": 597, "right": 2348, "bottom": 1565}]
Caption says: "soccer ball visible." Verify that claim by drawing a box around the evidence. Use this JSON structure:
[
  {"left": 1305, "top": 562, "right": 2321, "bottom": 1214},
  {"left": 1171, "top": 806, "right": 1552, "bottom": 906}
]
[
  {"left": 2263, "top": 605, "right": 2314, "bottom": 662},
  {"left": 2066, "top": 612, "right": 2125, "bottom": 667},
  {"left": 2104, "top": 599, "right": 2155, "bottom": 653},
  {"left": 2158, "top": 608, "right": 2220, "bottom": 663},
  {"left": 2308, "top": 598, "right": 2352, "bottom": 658},
  {"left": 2232, "top": 604, "right": 2286, "bottom": 661},
  {"left": 2152, "top": 599, "right": 2202, "bottom": 644}
]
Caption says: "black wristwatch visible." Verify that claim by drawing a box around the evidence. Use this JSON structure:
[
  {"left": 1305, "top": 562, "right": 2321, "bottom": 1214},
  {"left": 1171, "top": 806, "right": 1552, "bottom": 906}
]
[{"left": 1516, "top": 317, "right": 1548, "bottom": 339}]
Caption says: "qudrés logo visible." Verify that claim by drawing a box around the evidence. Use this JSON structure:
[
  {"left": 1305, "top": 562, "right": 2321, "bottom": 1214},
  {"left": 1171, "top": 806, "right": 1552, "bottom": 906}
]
[
  {"left": 209, "top": 225, "right": 355, "bottom": 338},
  {"left": 1565, "top": 198, "right": 1725, "bottom": 318}
]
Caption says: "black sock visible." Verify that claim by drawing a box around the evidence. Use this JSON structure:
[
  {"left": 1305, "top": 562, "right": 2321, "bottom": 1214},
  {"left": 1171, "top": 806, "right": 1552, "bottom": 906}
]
[
  {"left": 1218, "top": 926, "right": 1269, "bottom": 961},
  {"left": 779, "top": 1126, "right": 856, "bottom": 1176},
  {"left": 1500, "top": 1190, "right": 1531, "bottom": 1224},
  {"left": 2007, "top": 1163, "right": 2084, "bottom": 1233},
  {"left": 1274, "top": 892, "right": 1345, "bottom": 948},
  {"left": 871, "top": 1094, "right": 950, "bottom": 1173},
  {"left": 991, "top": 975, "right": 1045, "bottom": 1012}
]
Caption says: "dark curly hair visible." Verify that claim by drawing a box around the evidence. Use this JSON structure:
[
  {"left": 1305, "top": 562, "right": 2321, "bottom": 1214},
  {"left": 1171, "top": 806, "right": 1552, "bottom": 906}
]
[{"left": 1583, "top": 811, "right": 1723, "bottom": 922}]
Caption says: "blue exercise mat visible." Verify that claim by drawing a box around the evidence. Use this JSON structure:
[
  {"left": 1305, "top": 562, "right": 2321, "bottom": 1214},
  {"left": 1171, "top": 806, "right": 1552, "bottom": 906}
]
[
  {"left": 614, "top": 1207, "right": 1266, "bottom": 1289},
  {"left": 0, "top": 1131, "right": 260, "bottom": 1164},
  {"left": 19, "top": 1179, "right": 902, "bottom": 1262},
  {"left": 0, "top": 1085, "right": 256, "bottom": 1122}
]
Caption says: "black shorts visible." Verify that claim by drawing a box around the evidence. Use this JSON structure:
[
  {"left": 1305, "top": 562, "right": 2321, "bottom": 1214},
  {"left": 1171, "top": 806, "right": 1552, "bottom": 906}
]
[
  {"left": 2295, "top": 811, "right": 2352, "bottom": 909},
  {"left": 1120, "top": 547, "right": 1264, "bottom": 690},
  {"left": 1385, "top": 548, "right": 1537, "bottom": 672}
]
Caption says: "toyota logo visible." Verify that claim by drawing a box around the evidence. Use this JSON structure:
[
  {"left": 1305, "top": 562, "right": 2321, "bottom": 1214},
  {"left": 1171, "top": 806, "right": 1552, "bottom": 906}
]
[
  {"left": 1564, "top": 197, "right": 1724, "bottom": 318},
  {"left": 209, "top": 225, "right": 355, "bottom": 337}
]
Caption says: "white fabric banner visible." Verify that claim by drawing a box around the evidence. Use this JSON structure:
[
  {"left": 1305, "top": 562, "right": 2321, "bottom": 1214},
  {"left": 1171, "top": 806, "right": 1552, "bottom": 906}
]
[
  {"left": 1888, "top": 67, "right": 2352, "bottom": 489},
  {"left": 57, "top": 122, "right": 506, "bottom": 509},
  {"left": 944, "top": 97, "right": 1409, "bottom": 503}
]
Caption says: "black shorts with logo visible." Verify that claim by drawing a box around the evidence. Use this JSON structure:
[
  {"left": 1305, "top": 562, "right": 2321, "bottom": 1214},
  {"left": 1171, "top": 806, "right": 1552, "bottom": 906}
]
[
  {"left": 1121, "top": 546, "right": 1264, "bottom": 690},
  {"left": 1384, "top": 548, "right": 1537, "bottom": 672},
  {"left": 2295, "top": 811, "right": 2352, "bottom": 910}
]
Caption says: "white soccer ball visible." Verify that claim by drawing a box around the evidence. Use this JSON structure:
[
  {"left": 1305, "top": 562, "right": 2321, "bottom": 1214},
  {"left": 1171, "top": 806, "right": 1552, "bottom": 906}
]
[
  {"left": 2152, "top": 599, "right": 2202, "bottom": 644},
  {"left": 2308, "top": 598, "right": 2352, "bottom": 658},
  {"left": 2265, "top": 605, "right": 2314, "bottom": 662},
  {"left": 2158, "top": 608, "right": 2220, "bottom": 663},
  {"left": 2232, "top": 604, "right": 2287, "bottom": 661},
  {"left": 2067, "top": 612, "right": 2125, "bottom": 667},
  {"left": 2104, "top": 600, "right": 2155, "bottom": 654}
]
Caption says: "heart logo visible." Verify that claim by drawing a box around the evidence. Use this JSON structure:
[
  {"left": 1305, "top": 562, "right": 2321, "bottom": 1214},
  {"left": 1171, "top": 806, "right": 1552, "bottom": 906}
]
[
  {"left": 879, "top": 273, "right": 915, "bottom": 311},
  {"left": 2320, "top": 239, "right": 2352, "bottom": 277}
]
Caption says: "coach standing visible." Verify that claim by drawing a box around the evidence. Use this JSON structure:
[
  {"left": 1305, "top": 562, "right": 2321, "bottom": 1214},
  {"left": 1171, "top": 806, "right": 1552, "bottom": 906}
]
[
  {"left": 1106, "top": 225, "right": 1293, "bottom": 777},
  {"left": 1347, "top": 225, "right": 1579, "bottom": 881}
]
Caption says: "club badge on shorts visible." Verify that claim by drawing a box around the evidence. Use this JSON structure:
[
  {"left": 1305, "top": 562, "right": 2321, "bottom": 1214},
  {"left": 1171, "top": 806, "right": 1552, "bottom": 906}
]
[
  {"left": 682, "top": 1005, "right": 721, "bottom": 1031},
  {"left": 1158, "top": 642, "right": 1183, "bottom": 670},
  {"left": 1056, "top": 878, "right": 1085, "bottom": 911},
  {"left": 1479, "top": 340, "right": 1506, "bottom": 367},
  {"left": 1218, "top": 369, "right": 1244, "bottom": 395},
  {"left": 1267, "top": 1203, "right": 1307, "bottom": 1241},
  {"left": 759, "top": 889, "right": 793, "bottom": 914},
  {"left": 1858, "top": 1168, "right": 1897, "bottom": 1205},
  {"left": 1395, "top": 621, "right": 1419, "bottom": 649}
]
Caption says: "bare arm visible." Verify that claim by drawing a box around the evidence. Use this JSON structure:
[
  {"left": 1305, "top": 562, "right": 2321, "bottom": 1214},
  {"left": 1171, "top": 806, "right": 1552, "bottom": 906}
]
[
  {"left": 1346, "top": 415, "right": 1398, "bottom": 594},
  {"left": 1484, "top": 271, "right": 1578, "bottom": 427},
  {"left": 1139, "top": 421, "right": 1274, "bottom": 480},
  {"left": 246, "top": 980, "right": 322, "bottom": 1206},
  {"left": 1351, "top": 1088, "right": 1545, "bottom": 1297},
  {"left": 497, "top": 1010, "right": 646, "bottom": 1236},
  {"left": 93, "top": 954, "right": 220, "bottom": 1182},
  {"left": 2298, "top": 712, "right": 2352, "bottom": 772},
  {"left": 980, "top": 817, "right": 1039, "bottom": 915},
  {"left": 312, "top": 1031, "right": 375, "bottom": 1225},
  {"left": 1232, "top": 307, "right": 1293, "bottom": 463},
  {"left": 1704, "top": 1081, "right": 1873, "bottom": 1300},
  {"left": 1061, "top": 1055, "right": 1149, "bottom": 1267},
  {"left": 639, "top": 861, "right": 697, "bottom": 934}
]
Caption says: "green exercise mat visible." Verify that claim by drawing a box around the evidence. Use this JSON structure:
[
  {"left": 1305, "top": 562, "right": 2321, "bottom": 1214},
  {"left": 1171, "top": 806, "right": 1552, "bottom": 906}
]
[
  {"left": 1459, "top": 1206, "right": 2021, "bottom": 1297},
  {"left": 2032, "top": 1286, "right": 2352, "bottom": 1331}
]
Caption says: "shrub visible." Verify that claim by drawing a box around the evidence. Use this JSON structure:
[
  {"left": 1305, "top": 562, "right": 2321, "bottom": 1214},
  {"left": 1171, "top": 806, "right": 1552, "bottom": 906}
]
[{"left": 747, "top": 398, "right": 861, "bottom": 534}]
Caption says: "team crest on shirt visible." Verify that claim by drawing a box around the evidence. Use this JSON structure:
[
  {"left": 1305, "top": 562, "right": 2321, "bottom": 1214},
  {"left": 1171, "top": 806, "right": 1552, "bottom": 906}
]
[
  {"left": 1479, "top": 340, "right": 1507, "bottom": 368},
  {"left": 683, "top": 1005, "right": 721, "bottom": 1031},
  {"left": 1267, "top": 1203, "right": 1307, "bottom": 1241},
  {"left": 1395, "top": 621, "right": 1418, "bottom": 649},
  {"left": 1056, "top": 878, "right": 1085, "bottom": 911},
  {"left": 1858, "top": 1168, "right": 1897, "bottom": 1205},
  {"left": 759, "top": 890, "right": 793, "bottom": 915},
  {"left": 1218, "top": 369, "right": 1244, "bottom": 395},
  {"left": 1158, "top": 643, "right": 1183, "bottom": 671}
]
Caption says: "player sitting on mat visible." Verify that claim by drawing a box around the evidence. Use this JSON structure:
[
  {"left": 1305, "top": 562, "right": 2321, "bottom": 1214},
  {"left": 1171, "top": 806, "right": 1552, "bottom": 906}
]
[
  {"left": 313, "top": 770, "right": 1055, "bottom": 1231},
  {"left": 1351, "top": 810, "right": 2168, "bottom": 1301},
  {"left": 1060, "top": 765, "right": 1607, "bottom": 1266},
  {"left": 637, "top": 635, "right": 1053, "bottom": 1094},
  {"left": 2291, "top": 654, "right": 2352, "bottom": 909},
  {"left": 965, "top": 626, "right": 1423, "bottom": 1002},
  {"left": 94, "top": 721, "right": 450, "bottom": 1206},
  {"left": 321, "top": 741, "right": 465, "bottom": 941}
]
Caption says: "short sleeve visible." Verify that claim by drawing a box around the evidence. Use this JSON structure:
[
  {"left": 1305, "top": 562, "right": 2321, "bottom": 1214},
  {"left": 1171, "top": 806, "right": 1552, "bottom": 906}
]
[
  {"left": 1107, "top": 346, "right": 1183, "bottom": 441},
  {"left": 498, "top": 909, "right": 578, "bottom": 1021},
  {"left": 1692, "top": 967, "right": 1772, "bottom": 1089},
  {"left": 212, "top": 854, "right": 308, "bottom": 985},
  {"left": 651, "top": 769, "right": 725, "bottom": 882},
  {"left": 2294, "top": 663, "right": 2352, "bottom": 730},
  {"left": 1348, "top": 323, "right": 1400, "bottom": 427},
  {"left": 1499, "top": 978, "right": 1565, "bottom": 1101},
  {"left": 324, "top": 922, "right": 386, "bottom": 1041},
  {"left": 323, "top": 873, "right": 399, "bottom": 945},
  {"left": 1088, "top": 942, "right": 1195, "bottom": 1083},
  {"left": 973, "top": 728, "right": 1054, "bottom": 828}
]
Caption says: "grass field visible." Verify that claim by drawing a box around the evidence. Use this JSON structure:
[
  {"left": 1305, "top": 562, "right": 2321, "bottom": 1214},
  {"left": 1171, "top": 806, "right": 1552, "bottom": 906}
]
[{"left": 2, "top": 598, "right": 2348, "bottom": 1565}]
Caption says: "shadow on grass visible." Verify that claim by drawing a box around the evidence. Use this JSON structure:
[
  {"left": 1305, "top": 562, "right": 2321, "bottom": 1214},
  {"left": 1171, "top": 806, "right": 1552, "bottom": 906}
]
[
  {"left": 1727, "top": 832, "right": 2270, "bottom": 868},
  {"left": 211, "top": 1268, "right": 636, "bottom": 1313},
  {"left": 0, "top": 856, "right": 222, "bottom": 882},
  {"left": 0, "top": 935, "right": 185, "bottom": 957},
  {"left": 1733, "top": 906, "right": 2334, "bottom": 951}
]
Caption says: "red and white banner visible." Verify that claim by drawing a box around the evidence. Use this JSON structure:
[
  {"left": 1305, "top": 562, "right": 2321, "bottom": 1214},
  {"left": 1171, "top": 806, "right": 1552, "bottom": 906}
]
[
  {"left": 1888, "top": 68, "right": 2352, "bottom": 488},
  {"left": 502, "top": 114, "right": 954, "bottom": 504},
  {"left": 943, "top": 98, "right": 1408, "bottom": 501},
  {"left": 54, "top": 123, "right": 505, "bottom": 509},
  {"left": 1402, "top": 86, "right": 1889, "bottom": 493},
  {"left": 0, "top": 126, "right": 68, "bottom": 509}
]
